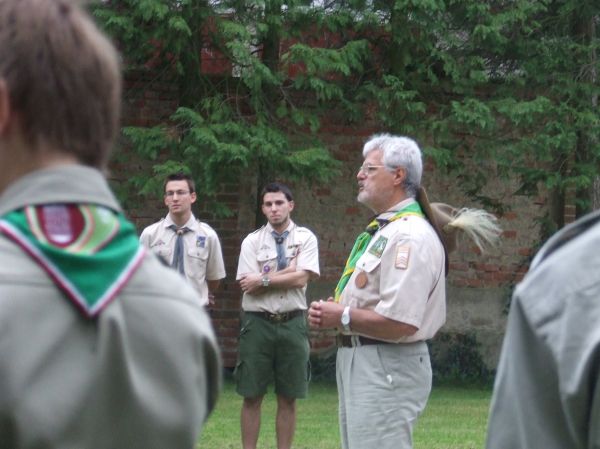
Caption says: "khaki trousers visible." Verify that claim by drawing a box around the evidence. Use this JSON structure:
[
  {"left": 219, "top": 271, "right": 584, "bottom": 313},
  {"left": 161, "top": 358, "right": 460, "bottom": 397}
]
[{"left": 336, "top": 341, "right": 432, "bottom": 449}]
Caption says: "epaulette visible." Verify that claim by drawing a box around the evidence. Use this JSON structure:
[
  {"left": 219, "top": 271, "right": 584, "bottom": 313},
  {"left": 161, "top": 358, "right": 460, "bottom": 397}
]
[{"left": 532, "top": 209, "right": 600, "bottom": 268}]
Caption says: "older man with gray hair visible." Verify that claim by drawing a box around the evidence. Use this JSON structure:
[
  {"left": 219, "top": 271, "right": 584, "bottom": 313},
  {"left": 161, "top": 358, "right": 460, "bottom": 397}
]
[{"left": 308, "top": 133, "right": 500, "bottom": 449}]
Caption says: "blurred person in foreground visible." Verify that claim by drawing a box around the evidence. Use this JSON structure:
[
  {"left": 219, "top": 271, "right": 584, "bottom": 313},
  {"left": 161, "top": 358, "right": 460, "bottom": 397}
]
[
  {"left": 487, "top": 209, "right": 600, "bottom": 449},
  {"left": 308, "top": 133, "right": 501, "bottom": 449},
  {"left": 0, "top": 0, "right": 220, "bottom": 447}
]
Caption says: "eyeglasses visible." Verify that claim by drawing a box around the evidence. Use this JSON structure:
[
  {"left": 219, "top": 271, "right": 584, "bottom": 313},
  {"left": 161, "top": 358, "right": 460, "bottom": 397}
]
[
  {"left": 165, "top": 190, "right": 190, "bottom": 197},
  {"left": 358, "top": 164, "right": 386, "bottom": 175}
]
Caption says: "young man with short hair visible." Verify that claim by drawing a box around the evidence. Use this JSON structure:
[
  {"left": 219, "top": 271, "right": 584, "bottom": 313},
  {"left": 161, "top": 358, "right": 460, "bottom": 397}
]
[
  {"left": 236, "top": 182, "right": 320, "bottom": 449},
  {"left": 140, "top": 172, "right": 226, "bottom": 306}
]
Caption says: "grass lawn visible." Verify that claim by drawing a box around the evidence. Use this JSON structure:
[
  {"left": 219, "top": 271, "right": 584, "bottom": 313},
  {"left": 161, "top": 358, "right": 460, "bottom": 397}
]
[{"left": 198, "top": 380, "right": 492, "bottom": 449}]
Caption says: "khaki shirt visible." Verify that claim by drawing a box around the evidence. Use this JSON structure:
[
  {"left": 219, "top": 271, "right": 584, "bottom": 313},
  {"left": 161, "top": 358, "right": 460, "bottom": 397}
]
[
  {"left": 0, "top": 165, "right": 221, "bottom": 449},
  {"left": 340, "top": 198, "right": 446, "bottom": 343},
  {"left": 237, "top": 221, "right": 320, "bottom": 313},
  {"left": 140, "top": 214, "right": 226, "bottom": 305}
]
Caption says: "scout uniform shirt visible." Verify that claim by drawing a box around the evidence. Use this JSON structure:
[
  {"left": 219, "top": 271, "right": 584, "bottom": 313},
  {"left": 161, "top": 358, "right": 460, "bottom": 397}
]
[
  {"left": 0, "top": 165, "right": 221, "bottom": 449},
  {"left": 140, "top": 214, "right": 226, "bottom": 306},
  {"left": 237, "top": 221, "right": 320, "bottom": 314},
  {"left": 340, "top": 198, "right": 446, "bottom": 343},
  {"left": 487, "top": 209, "right": 600, "bottom": 449}
]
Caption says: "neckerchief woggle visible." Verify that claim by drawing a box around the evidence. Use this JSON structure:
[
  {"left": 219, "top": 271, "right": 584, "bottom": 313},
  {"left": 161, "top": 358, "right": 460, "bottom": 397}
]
[
  {"left": 0, "top": 204, "right": 145, "bottom": 318},
  {"left": 334, "top": 201, "right": 424, "bottom": 302}
]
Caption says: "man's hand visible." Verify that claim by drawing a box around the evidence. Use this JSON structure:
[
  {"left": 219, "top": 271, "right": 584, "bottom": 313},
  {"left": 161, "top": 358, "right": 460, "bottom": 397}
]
[
  {"left": 239, "top": 273, "right": 265, "bottom": 294},
  {"left": 308, "top": 297, "right": 344, "bottom": 329}
]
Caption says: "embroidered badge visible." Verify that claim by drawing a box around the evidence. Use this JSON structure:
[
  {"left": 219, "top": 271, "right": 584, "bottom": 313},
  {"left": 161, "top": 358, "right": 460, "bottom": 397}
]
[
  {"left": 368, "top": 236, "right": 388, "bottom": 258},
  {"left": 395, "top": 244, "right": 410, "bottom": 269},
  {"left": 196, "top": 235, "right": 206, "bottom": 248}
]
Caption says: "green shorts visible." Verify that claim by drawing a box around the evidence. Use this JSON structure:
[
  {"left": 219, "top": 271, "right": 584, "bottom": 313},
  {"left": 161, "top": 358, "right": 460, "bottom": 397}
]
[{"left": 234, "top": 311, "right": 310, "bottom": 399}]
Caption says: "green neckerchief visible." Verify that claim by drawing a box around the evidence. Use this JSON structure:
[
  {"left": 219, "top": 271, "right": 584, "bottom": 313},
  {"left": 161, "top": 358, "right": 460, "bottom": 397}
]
[
  {"left": 0, "top": 204, "right": 145, "bottom": 318},
  {"left": 334, "top": 201, "right": 424, "bottom": 302}
]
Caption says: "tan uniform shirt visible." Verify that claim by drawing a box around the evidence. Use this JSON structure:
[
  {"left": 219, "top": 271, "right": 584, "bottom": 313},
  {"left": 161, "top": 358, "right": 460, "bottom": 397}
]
[
  {"left": 237, "top": 221, "right": 320, "bottom": 313},
  {"left": 340, "top": 198, "right": 446, "bottom": 343},
  {"left": 0, "top": 165, "right": 221, "bottom": 449},
  {"left": 140, "top": 214, "right": 226, "bottom": 306}
]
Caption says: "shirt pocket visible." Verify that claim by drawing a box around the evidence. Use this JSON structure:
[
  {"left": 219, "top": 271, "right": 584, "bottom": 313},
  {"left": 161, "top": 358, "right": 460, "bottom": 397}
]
[
  {"left": 257, "top": 250, "right": 278, "bottom": 274},
  {"left": 186, "top": 247, "right": 208, "bottom": 276},
  {"left": 350, "top": 254, "right": 381, "bottom": 303},
  {"left": 154, "top": 246, "right": 172, "bottom": 265},
  {"left": 355, "top": 254, "right": 381, "bottom": 274}
]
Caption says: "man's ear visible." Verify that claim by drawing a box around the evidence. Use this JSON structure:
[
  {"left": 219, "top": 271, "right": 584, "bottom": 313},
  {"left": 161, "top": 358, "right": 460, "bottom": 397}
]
[
  {"left": 393, "top": 167, "right": 406, "bottom": 187},
  {"left": 0, "top": 79, "right": 10, "bottom": 135}
]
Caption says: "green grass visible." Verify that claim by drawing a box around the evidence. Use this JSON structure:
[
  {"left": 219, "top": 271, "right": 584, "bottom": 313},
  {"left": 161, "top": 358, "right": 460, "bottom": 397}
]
[{"left": 198, "top": 380, "right": 492, "bottom": 449}]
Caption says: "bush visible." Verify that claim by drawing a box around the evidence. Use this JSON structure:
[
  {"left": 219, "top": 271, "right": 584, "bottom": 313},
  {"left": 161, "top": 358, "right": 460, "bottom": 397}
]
[{"left": 429, "top": 332, "right": 495, "bottom": 386}]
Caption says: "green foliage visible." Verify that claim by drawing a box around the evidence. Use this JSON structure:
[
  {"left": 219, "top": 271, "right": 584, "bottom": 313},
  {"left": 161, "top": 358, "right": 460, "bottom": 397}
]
[
  {"left": 93, "top": 0, "right": 600, "bottom": 224},
  {"left": 429, "top": 332, "right": 495, "bottom": 385}
]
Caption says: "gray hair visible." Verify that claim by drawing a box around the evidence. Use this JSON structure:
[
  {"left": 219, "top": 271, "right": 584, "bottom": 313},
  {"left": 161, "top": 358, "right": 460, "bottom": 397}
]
[{"left": 363, "top": 133, "right": 423, "bottom": 197}]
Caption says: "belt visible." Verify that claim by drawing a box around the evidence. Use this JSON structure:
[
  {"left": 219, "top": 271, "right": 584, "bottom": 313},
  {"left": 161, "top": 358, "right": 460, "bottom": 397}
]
[
  {"left": 246, "top": 310, "right": 305, "bottom": 323},
  {"left": 337, "top": 334, "right": 392, "bottom": 348}
]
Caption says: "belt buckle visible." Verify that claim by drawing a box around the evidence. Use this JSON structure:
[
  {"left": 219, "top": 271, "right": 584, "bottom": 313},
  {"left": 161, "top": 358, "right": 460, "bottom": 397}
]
[{"left": 269, "top": 313, "right": 285, "bottom": 323}]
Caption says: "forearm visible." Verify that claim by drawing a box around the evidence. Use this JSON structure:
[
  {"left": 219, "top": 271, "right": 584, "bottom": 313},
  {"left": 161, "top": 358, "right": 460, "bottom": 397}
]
[
  {"left": 267, "top": 269, "right": 311, "bottom": 289},
  {"left": 347, "top": 307, "right": 417, "bottom": 340},
  {"left": 308, "top": 300, "right": 417, "bottom": 341},
  {"left": 207, "top": 279, "right": 220, "bottom": 293}
]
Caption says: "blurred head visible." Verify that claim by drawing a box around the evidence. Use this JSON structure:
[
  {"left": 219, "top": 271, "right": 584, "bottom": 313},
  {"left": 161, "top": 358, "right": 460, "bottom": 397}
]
[{"left": 0, "top": 0, "right": 122, "bottom": 169}]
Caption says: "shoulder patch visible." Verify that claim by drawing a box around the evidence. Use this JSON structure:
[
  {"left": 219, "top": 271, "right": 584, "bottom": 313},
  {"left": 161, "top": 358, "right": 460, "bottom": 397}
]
[
  {"left": 368, "top": 235, "right": 388, "bottom": 258},
  {"left": 395, "top": 244, "right": 411, "bottom": 269}
]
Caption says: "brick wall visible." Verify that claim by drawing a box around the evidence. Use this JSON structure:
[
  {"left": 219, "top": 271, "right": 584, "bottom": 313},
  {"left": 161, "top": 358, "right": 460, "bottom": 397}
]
[{"left": 113, "top": 73, "right": 554, "bottom": 369}]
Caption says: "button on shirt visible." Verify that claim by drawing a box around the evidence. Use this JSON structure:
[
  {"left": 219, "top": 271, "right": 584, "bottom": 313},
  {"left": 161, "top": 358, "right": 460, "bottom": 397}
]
[
  {"left": 340, "top": 198, "right": 446, "bottom": 343},
  {"left": 236, "top": 221, "right": 320, "bottom": 314},
  {"left": 140, "top": 214, "right": 226, "bottom": 306}
]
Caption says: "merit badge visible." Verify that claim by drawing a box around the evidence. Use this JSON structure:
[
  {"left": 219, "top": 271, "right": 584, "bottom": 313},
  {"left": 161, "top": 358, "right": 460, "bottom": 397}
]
[
  {"left": 395, "top": 244, "right": 410, "bottom": 269},
  {"left": 196, "top": 236, "right": 206, "bottom": 248},
  {"left": 368, "top": 236, "right": 388, "bottom": 258},
  {"left": 355, "top": 271, "right": 368, "bottom": 289}
]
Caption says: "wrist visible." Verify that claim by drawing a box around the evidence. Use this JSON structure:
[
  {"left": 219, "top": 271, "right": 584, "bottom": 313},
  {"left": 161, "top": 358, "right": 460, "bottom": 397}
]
[
  {"left": 341, "top": 306, "right": 351, "bottom": 332},
  {"left": 261, "top": 275, "right": 270, "bottom": 287}
]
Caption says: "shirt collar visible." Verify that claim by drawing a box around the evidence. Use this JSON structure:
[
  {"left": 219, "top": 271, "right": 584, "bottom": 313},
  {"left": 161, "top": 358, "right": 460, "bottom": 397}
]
[
  {"left": 265, "top": 220, "right": 295, "bottom": 235},
  {"left": 378, "top": 198, "right": 416, "bottom": 220},
  {"left": 164, "top": 213, "right": 196, "bottom": 229},
  {"left": 0, "top": 165, "right": 121, "bottom": 217}
]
